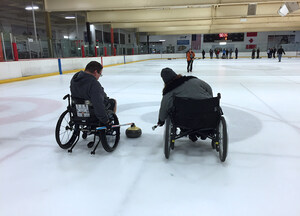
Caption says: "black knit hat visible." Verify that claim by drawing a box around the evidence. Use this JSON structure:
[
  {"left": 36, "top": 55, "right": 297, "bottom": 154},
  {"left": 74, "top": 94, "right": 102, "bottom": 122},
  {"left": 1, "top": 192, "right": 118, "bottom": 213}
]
[{"left": 161, "top": 68, "right": 177, "bottom": 84}]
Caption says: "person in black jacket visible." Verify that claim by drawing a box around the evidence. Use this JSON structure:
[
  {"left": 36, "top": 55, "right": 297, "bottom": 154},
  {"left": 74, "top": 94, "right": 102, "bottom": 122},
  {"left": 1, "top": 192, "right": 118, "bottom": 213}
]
[
  {"left": 273, "top": 47, "right": 277, "bottom": 58},
  {"left": 277, "top": 46, "right": 286, "bottom": 62},
  {"left": 202, "top": 49, "right": 206, "bottom": 59},
  {"left": 256, "top": 48, "right": 260, "bottom": 59},
  {"left": 70, "top": 61, "right": 116, "bottom": 127},
  {"left": 251, "top": 48, "right": 256, "bottom": 59},
  {"left": 235, "top": 48, "right": 238, "bottom": 59}
]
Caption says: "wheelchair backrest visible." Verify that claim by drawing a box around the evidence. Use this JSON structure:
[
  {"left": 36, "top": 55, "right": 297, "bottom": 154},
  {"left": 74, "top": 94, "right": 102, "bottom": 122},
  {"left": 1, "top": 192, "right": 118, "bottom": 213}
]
[
  {"left": 71, "top": 97, "right": 98, "bottom": 124},
  {"left": 172, "top": 96, "right": 222, "bottom": 129}
]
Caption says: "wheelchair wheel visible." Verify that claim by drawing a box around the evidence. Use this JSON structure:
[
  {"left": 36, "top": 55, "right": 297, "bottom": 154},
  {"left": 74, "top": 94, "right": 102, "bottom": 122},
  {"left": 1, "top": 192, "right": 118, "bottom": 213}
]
[
  {"left": 217, "top": 116, "right": 228, "bottom": 162},
  {"left": 164, "top": 118, "right": 172, "bottom": 159},
  {"left": 55, "top": 110, "right": 80, "bottom": 149},
  {"left": 100, "top": 113, "right": 120, "bottom": 152}
]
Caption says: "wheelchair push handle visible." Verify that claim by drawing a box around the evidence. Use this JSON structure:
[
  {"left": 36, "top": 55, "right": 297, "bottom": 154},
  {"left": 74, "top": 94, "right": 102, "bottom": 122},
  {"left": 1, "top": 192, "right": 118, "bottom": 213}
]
[{"left": 63, "top": 94, "right": 70, "bottom": 100}]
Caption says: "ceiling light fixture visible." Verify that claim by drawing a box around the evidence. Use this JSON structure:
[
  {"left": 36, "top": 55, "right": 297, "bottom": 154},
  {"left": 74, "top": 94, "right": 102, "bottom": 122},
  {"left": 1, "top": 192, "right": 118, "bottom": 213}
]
[
  {"left": 278, "top": 4, "right": 289, "bottom": 16},
  {"left": 219, "top": 42, "right": 227, "bottom": 45},
  {"left": 25, "top": 6, "right": 39, "bottom": 10},
  {"left": 278, "top": 2, "right": 299, "bottom": 16},
  {"left": 65, "top": 16, "right": 76, "bottom": 19}
]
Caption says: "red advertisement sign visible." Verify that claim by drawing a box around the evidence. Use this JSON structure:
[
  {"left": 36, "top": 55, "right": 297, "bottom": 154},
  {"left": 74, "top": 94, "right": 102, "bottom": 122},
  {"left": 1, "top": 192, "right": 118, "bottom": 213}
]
[
  {"left": 246, "top": 44, "right": 257, "bottom": 49},
  {"left": 247, "top": 32, "right": 257, "bottom": 37},
  {"left": 219, "top": 33, "right": 228, "bottom": 38}
]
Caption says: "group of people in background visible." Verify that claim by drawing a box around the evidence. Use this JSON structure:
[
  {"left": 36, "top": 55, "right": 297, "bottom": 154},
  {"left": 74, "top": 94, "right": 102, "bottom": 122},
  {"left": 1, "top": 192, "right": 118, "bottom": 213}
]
[
  {"left": 187, "top": 46, "right": 286, "bottom": 66},
  {"left": 252, "top": 46, "right": 285, "bottom": 61},
  {"left": 203, "top": 48, "right": 239, "bottom": 59},
  {"left": 267, "top": 46, "right": 286, "bottom": 62}
]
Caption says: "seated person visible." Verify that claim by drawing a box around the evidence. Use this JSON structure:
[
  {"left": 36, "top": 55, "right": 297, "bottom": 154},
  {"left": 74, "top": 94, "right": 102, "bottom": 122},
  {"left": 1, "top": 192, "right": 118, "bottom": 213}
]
[
  {"left": 157, "top": 68, "right": 213, "bottom": 141},
  {"left": 70, "top": 61, "right": 116, "bottom": 128}
]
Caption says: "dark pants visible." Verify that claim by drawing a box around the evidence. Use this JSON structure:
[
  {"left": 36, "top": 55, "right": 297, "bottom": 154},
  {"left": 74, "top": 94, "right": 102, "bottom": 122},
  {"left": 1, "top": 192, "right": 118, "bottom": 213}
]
[{"left": 187, "top": 60, "right": 193, "bottom": 72}]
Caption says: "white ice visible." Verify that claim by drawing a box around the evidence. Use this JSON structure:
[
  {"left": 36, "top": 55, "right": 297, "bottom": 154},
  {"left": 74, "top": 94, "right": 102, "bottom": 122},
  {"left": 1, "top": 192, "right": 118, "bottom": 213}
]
[{"left": 1, "top": 58, "right": 300, "bottom": 216}]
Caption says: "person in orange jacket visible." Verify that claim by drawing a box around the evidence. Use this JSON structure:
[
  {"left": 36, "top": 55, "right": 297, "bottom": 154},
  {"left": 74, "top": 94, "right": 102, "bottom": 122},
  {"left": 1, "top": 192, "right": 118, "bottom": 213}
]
[{"left": 186, "top": 48, "right": 195, "bottom": 72}]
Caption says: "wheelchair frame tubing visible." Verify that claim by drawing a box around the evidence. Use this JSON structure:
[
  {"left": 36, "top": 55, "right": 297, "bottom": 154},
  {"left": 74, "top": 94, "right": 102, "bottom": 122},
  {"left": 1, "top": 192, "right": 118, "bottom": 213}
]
[{"left": 91, "top": 134, "right": 101, "bottom": 155}]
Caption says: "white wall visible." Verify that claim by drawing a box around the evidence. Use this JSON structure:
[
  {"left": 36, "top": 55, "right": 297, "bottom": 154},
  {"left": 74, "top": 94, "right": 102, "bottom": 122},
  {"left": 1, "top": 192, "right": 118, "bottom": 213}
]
[
  {"left": 0, "top": 62, "right": 22, "bottom": 80},
  {"left": 0, "top": 54, "right": 160, "bottom": 81},
  {"left": 0, "top": 52, "right": 298, "bottom": 81}
]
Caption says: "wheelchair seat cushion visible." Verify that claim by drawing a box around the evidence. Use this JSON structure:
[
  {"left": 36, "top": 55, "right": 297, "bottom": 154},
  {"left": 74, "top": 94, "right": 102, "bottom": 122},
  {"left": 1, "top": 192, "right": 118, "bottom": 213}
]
[{"left": 172, "top": 97, "right": 221, "bottom": 130}]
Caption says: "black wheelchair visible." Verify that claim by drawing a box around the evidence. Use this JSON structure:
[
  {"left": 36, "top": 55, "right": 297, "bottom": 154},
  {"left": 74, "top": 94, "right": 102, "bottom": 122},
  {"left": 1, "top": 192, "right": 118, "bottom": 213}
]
[
  {"left": 163, "top": 93, "right": 228, "bottom": 162},
  {"left": 55, "top": 94, "right": 128, "bottom": 154}
]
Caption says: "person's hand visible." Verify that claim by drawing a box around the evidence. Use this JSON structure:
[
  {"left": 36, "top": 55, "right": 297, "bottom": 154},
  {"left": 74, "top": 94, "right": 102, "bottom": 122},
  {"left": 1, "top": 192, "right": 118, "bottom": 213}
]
[{"left": 157, "top": 119, "right": 165, "bottom": 127}]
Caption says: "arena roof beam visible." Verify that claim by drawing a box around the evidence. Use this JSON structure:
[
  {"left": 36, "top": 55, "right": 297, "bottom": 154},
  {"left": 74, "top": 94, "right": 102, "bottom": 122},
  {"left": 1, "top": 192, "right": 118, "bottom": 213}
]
[
  {"left": 44, "top": 0, "right": 300, "bottom": 11},
  {"left": 43, "top": 0, "right": 300, "bottom": 35}
]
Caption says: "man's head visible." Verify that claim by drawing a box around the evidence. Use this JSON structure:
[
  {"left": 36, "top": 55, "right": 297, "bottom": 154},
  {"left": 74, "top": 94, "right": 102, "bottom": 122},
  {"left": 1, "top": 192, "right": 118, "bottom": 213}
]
[
  {"left": 85, "top": 61, "right": 103, "bottom": 80},
  {"left": 161, "top": 68, "right": 177, "bottom": 84}
]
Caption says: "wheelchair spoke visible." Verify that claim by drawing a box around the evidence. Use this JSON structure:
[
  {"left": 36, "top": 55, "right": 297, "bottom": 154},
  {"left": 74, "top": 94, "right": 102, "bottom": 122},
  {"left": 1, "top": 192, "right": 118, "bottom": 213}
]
[{"left": 55, "top": 110, "right": 79, "bottom": 150}]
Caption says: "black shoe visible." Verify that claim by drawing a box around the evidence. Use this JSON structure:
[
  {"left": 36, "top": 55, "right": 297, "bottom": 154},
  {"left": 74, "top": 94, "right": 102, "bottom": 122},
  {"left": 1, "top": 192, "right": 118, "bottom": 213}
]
[
  {"left": 189, "top": 134, "right": 197, "bottom": 142},
  {"left": 200, "top": 135, "right": 207, "bottom": 140},
  {"left": 187, "top": 70, "right": 189, "bottom": 72}
]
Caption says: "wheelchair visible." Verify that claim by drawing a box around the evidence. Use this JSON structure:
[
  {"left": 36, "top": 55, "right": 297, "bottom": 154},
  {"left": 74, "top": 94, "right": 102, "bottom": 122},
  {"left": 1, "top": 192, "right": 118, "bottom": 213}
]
[
  {"left": 55, "top": 94, "right": 124, "bottom": 154},
  {"left": 163, "top": 93, "right": 228, "bottom": 162}
]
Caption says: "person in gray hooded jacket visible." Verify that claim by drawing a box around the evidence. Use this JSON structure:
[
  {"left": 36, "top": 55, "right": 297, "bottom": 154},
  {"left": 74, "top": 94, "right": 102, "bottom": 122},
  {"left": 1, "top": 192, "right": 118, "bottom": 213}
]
[
  {"left": 70, "top": 61, "right": 116, "bottom": 127},
  {"left": 157, "top": 68, "right": 213, "bottom": 141}
]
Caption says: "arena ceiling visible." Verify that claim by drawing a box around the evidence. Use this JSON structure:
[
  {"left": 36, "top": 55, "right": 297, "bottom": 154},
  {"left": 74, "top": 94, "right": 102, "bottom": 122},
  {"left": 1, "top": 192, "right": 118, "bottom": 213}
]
[{"left": 44, "top": 0, "right": 300, "bottom": 35}]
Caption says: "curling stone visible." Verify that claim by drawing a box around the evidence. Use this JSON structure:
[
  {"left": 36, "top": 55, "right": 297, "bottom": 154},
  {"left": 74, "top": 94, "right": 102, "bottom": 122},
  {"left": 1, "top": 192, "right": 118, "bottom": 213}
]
[{"left": 126, "top": 124, "right": 142, "bottom": 138}]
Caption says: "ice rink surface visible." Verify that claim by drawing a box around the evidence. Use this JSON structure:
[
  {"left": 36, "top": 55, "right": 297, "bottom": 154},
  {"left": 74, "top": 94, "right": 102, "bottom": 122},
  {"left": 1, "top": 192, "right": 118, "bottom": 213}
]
[{"left": 1, "top": 58, "right": 300, "bottom": 216}]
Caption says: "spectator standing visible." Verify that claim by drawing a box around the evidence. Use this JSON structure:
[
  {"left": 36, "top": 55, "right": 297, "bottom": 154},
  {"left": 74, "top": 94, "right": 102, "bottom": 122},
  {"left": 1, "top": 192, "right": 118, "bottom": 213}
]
[
  {"left": 235, "top": 48, "right": 238, "bottom": 59},
  {"left": 251, "top": 48, "right": 256, "bottom": 59},
  {"left": 270, "top": 48, "right": 274, "bottom": 58},
  {"left": 256, "top": 48, "right": 260, "bottom": 59},
  {"left": 209, "top": 49, "right": 213, "bottom": 59},
  {"left": 267, "top": 48, "right": 271, "bottom": 58},
  {"left": 277, "top": 46, "right": 285, "bottom": 62},
  {"left": 229, "top": 49, "right": 233, "bottom": 59},
  {"left": 202, "top": 49, "right": 206, "bottom": 59},
  {"left": 222, "top": 49, "right": 226, "bottom": 59},
  {"left": 186, "top": 48, "right": 195, "bottom": 72},
  {"left": 216, "top": 49, "right": 220, "bottom": 59},
  {"left": 273, "top": 47, "right": 277, "bottom": 58}
]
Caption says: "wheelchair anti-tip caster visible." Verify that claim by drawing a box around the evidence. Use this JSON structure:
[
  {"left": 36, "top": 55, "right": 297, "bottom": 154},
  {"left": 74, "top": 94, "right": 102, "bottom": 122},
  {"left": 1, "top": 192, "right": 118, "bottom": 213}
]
[
  {"left": 68, "top": 149, "right": 72, "bottom": 153},
  {"left": 82, "top": 132, "right": 88, "bottom": 139},
  {"left": 87, "top": 142, "right": 94, "bottom": 148}
]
